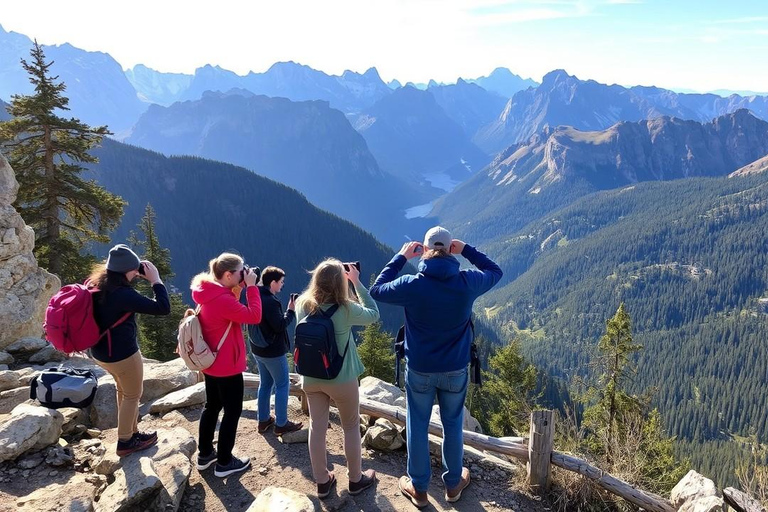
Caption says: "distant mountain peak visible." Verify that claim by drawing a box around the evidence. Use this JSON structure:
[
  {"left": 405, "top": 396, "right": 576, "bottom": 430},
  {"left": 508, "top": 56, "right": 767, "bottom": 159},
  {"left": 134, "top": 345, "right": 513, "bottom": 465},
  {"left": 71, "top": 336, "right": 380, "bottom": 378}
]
[{"left": 541, "top": 69, "right": 575, "bottom": 84}]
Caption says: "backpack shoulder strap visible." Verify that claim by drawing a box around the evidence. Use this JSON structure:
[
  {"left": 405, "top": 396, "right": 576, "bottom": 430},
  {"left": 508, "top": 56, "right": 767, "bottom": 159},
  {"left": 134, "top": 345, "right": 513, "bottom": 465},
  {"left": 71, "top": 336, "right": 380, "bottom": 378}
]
[
  {"left": 321, "top": 304, "right": 340, "bottom": 318},
  {"left": 215, "top": 322, "right": 233, "bottom": 352}
]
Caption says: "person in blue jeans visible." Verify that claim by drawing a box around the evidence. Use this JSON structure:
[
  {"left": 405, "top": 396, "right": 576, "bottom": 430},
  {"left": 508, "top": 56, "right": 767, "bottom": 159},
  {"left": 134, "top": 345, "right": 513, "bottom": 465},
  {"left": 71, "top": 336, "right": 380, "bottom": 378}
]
[
  {"left": 249, "top": 266, "right": 303, "bottom": 435},
  {"left": 370, "top": 226, "right": 502, "bottom": 508}
]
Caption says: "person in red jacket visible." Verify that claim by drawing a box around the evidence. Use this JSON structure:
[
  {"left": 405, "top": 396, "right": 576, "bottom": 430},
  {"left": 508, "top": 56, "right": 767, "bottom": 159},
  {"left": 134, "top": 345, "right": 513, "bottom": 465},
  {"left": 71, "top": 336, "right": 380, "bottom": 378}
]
[{"left": 191, "top": 252, "right": 262, "bottom": 478}]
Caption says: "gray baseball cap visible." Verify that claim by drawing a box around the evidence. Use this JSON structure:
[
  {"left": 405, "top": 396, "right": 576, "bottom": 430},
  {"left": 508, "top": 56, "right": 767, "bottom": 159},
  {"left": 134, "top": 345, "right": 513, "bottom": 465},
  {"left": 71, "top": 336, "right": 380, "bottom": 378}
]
[{"left": 423, "top": 226, "right": 452, "bottom": 250}]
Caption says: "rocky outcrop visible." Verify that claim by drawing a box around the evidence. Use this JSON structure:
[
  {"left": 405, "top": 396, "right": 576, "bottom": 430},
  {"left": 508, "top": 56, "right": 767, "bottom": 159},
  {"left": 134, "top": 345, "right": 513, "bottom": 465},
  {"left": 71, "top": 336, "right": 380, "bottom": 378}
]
[
  {"left": 359, "top": 376, "right": 405, "bottom": 406},
  {"left": 0, "top": 153, "right": 60, "bottom": 350},
  {"left": 671, "top": 470, "right": 722, "bottom": 510},
  {"left": 148, "top": 381, "right": 205, "bottom": 414},
  {"left": 0, "top": 403, "right": 64, "bottom": 462}
]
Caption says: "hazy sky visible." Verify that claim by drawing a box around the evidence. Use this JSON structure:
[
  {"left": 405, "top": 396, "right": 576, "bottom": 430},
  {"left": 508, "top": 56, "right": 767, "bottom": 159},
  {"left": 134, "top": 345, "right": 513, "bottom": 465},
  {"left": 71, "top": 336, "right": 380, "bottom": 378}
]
[{"left": 2, "top": 0, "right": 767, "bottom": 92}]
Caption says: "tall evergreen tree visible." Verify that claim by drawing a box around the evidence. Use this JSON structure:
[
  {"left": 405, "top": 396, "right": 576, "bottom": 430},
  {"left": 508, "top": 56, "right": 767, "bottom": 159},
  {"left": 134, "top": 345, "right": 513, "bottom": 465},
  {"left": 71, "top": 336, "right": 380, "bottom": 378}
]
[
  {"left": 0, "top": 41, "right": 124, "bottom": 282},
  {"left": 357, "top": 322, "right": 395, "bottom": 382},
  {"left": 129, "top": 204, "right": 188, "bottom": 361}
]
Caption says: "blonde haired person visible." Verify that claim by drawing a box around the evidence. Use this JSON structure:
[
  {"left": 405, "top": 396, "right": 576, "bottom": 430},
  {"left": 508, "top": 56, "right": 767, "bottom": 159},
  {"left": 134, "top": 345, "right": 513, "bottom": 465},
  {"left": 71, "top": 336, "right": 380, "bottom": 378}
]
[
  {"left": 296, "top": 259, "right": 379, "bottom": 498},
  {"left": 191, "top": 253, "right": 262, "bottom": 478}
]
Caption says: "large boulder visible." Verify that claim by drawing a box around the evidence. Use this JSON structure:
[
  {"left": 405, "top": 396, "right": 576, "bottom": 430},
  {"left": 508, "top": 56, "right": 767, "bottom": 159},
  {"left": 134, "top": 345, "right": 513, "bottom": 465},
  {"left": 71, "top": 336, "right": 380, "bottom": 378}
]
[
  {"left": 671, "top": 470, "right": 720, "bottom": 509},
  {"left": 0, "top": 350, "right": 13, "bottom": 364},
  {"left": 0, "top": 385, "right": 32, "bottom": 414},
  {"left": 247, "top": 486, "right": 315, "bottom": 512},
  {"left": 90, "top": 375, "right": 118, "bottom": 429},
  {"left": 16, "top": 473, "right": 100, "bottom": 511},
  {"left": 144, "top": 453, "right": 192, "bottom": 512},
  {"left": 6, "top": 336, "right": 48, "bottom": 354},
  {"left": 359, "top": 376, "right": 404, "bottom": 406},
  {"left": 0, "top": 369, "right": 21, "bottom": 392},
  {"left": 148, "top": 381, "right": 205, "bottom": 414},
  {"left": 95, "top": 456, "right": 163, "bottom": 512},
  {"left": 679, "top": 496, "right": 726, "bottom": 512},
  {"left": 0, "top": 154, "right": 60, "bottom": 351},
  {"left": 0, "top": 403, "right": 64, "bottom": 461},
  {"left": 142, "top": 358, "right": 197, "bottom": 402},
  {"left": 29, "top": 344, "right": 67, "bottom": 363},
  {"left": 430, "top": 404, "right": 483, "bottom": 434}
]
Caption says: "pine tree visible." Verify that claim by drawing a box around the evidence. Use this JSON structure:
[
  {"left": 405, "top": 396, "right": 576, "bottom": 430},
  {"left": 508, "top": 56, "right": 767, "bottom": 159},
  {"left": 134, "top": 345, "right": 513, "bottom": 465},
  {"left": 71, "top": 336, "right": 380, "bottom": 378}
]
[
  {"left": 357, "top": 322, "right": 395, "bottom": 382},
  {"left": 128, "top": 204, "right": 188, "bottom": 361},
  {"left": 468, "top": 337, "right": 537, "bottom": 436},
  {"left": 0, "top": 41, "right": 125, "bottom": 282}
]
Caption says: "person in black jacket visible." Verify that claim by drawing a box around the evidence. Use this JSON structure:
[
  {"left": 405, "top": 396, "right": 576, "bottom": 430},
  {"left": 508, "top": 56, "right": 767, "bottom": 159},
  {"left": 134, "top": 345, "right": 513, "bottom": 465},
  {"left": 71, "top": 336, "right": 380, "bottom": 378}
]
[
  {"left": 249, "top": 266, "right": 303, "bottom": 435},
  {"left": 90, "top": 244, "right": 171, "bottom": 456}
]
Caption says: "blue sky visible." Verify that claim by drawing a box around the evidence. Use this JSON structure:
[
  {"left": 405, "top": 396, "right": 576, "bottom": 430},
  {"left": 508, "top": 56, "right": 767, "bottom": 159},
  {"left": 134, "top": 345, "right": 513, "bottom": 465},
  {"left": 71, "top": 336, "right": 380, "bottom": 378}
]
[{"left": 1, "top": 0, "right": 766, "bottom": 93}]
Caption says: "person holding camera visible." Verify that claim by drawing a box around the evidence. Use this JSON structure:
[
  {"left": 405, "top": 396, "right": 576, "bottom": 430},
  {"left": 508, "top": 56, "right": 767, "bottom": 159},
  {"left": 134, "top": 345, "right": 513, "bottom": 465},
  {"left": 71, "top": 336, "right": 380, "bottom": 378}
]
[
  {"left": 249, "top": 266, "right": 302, "bottom": 435},
  {"left": 297, "top": 259, "right": 379, "bottom": 498},
  {"left": 370, "top": 227, "right": 502, "bottom": 507},
  {"left": 90, "top": 244, "right": 171, "bottom": 456},
  {"left": 191, "top": 252, "right": 262, "bottom": 478}
]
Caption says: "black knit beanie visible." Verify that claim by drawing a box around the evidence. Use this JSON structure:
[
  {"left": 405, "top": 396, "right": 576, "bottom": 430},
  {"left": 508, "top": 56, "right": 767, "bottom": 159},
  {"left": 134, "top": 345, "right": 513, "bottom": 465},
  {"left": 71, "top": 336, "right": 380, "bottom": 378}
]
[{"left": 106, "top": 244, "right": 141, "bottom": 273}]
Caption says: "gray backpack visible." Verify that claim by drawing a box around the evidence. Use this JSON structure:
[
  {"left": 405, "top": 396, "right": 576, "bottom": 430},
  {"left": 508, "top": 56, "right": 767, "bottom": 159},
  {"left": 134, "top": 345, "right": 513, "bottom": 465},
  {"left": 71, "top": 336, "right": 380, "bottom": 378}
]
[{"left": 30, "top": 367, "right": 98, "bottom": 409}]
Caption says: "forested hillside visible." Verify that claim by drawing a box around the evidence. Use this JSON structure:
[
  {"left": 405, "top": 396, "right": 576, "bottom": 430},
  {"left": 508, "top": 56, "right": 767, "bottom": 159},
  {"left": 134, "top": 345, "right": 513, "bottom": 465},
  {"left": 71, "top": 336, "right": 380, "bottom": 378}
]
[
  {"left": 471, "top": 172, "right": 768, "bottom": 485},
  {"left": 87, "top": 139, "right": 406, "bottom": 332}
]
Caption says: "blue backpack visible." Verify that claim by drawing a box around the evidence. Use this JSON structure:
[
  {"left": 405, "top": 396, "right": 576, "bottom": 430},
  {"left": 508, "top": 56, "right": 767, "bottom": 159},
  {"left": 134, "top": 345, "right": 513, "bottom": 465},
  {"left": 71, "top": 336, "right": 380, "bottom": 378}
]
[{"left": 293, "top": 305, "right": 349, "bottom": 379}]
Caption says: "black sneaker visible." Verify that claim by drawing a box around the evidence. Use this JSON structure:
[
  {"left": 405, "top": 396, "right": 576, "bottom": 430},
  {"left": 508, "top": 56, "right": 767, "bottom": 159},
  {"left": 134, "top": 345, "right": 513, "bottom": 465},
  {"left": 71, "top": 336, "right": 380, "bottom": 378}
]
[
  {"left": 274, "top": 420, "right": 303, "bottom": 435},
  {"left": 197, "top": 449, "right": 217, "bottom": 470},
  {"left": 349, "top": 469, "right": 376, "bottom": 495},
  {"left": 116, "top": 433, "right": 157, "bottom": 457},
  {"left": 135, "top": 431, "right": 157, "bottom": 442},
  {"left": 317, "top": 471, "right": 336, "bottom": 499},
  {"left": 214, "top": 456, "right": 251, "bottom": 478}
]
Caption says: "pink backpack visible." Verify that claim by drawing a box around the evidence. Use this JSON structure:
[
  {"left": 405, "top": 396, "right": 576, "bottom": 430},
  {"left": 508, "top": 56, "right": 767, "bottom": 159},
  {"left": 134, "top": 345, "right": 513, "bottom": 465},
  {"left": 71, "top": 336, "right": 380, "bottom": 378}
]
[{"left": 43, "top": 282, "right": 131, "bottom": 356}]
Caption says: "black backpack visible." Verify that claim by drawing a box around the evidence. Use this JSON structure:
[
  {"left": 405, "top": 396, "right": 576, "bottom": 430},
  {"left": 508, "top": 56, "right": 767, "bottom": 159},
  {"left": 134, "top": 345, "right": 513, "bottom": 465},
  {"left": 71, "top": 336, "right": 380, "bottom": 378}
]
[{"left": 294, "top": 304, "right": 349, "bottom": 379}]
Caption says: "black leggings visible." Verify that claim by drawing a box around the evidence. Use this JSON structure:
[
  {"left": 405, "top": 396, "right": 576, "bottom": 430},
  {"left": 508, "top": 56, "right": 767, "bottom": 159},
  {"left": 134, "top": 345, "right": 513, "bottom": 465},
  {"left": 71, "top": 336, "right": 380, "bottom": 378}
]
[{"left": 199, "top": 373, "right": 244, "bottom": 465}]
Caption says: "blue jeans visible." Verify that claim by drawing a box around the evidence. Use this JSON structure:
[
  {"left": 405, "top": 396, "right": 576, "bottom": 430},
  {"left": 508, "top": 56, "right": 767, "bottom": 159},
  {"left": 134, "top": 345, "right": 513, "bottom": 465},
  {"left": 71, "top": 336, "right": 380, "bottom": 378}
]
[
  {"left": 255, "top": 355, "right": 290, "bottom": 426},
  {"left": 405, "top": 366, "right": 469, "bottom": 491}
]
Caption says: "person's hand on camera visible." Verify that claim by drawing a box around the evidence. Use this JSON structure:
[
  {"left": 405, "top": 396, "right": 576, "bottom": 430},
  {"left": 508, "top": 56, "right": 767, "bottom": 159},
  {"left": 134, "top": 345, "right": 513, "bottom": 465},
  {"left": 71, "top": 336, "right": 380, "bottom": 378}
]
[
  {"left": 449, "top": 239, "right": 466, "bottom": 255},
  {"left": 399, "top": 241, "right": 423, "bottom": 259},
  {"left": 288, "top": 296, "right": 296, "bottom": 311},
  {"left": 141, "top": 261, "right": 162, "bottom": 285},
  {"left": 243, "top": 268, "right": 258, "bottom": 287},
  {"left": 346, "top": 264, "right": 361, "bottom": 284}
]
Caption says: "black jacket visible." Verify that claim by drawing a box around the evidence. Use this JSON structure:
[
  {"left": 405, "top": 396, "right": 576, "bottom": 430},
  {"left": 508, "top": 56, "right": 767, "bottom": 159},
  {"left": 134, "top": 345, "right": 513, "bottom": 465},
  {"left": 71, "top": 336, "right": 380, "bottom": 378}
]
[
  {"left": 92, "top": 283, "right": 171, "bottom": 362},
  {"left": 249, "top": 286, "right": 296, "bottom": 358}
]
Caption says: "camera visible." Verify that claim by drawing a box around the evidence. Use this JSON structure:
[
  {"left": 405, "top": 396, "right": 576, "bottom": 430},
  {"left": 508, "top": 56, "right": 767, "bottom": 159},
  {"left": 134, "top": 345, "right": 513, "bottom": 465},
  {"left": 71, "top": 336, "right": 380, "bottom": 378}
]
[
  {"left": 239, "top": 264, "right": 261, "bottom": 283},
  {"left": 343, "top": 261, "right": 361, "bottom": 272},
  {"left": 137, "top": 263, "right": 145, "bottom": 276},
  {"left": 290, "top": 293, "right": 299, "bottom": 302}
]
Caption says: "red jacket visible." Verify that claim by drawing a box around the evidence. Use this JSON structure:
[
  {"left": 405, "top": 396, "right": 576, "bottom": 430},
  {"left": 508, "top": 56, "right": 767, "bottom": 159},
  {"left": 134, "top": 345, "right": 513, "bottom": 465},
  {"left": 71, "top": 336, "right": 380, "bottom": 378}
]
[{"left": 191, "top": 279, "right": 262, "bottom": 377}]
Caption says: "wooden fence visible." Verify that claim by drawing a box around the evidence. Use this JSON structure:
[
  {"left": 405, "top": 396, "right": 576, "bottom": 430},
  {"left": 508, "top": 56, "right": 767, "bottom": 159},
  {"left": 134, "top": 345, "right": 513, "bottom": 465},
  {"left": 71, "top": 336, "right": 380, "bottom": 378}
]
[{"left": 242, "top": 372, "right": 675, "bottom": 512}]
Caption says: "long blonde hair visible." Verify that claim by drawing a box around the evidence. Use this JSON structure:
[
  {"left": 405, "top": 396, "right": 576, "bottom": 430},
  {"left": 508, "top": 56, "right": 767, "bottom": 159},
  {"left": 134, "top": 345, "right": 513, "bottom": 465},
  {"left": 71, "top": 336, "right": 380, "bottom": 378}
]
[
  {"left": 191, "top": 252, "right": 243, "bottom": 288},
  {"left": 297, "top": 258, "right": 356, "bottom": 315}
]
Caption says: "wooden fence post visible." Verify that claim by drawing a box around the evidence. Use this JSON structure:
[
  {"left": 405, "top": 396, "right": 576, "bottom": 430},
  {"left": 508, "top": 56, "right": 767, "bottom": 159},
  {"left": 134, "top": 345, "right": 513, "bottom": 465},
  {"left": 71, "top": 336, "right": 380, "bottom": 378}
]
[{"left": 527, "top": 409, "right": 554, "bottom": 493}]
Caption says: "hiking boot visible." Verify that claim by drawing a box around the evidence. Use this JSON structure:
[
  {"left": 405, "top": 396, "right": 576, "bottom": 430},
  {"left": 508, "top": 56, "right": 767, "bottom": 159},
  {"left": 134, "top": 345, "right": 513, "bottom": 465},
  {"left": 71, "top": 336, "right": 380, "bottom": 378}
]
[
  {"left": 116, "top": 432, "right": 158, "bottom": 457},
  {"left": 257, "top": 416, "right": 275, "bottom": 433},
  {"left": 317, "top": 471, "right": 336, "bottom": 499},
  {"left": 349, "top": 469, "right": 376, "bottom": 495},
  {"left": 398, "top": 476, "right": 428, "bottom": 508},
  {"left": 274, "top": 420, "right": 303, "bottom": 435},
  {"left": 445, "top": 467, "right": 471, "bottom": 503},
  {"left": 214, "top": 456, "right": 251, "bottom": 478},
  {"left": 196, "top": 449, "right": 217, "bottom": 470},
  {"left": 135, "top": 430, "right": 157, "bottom": 442}
]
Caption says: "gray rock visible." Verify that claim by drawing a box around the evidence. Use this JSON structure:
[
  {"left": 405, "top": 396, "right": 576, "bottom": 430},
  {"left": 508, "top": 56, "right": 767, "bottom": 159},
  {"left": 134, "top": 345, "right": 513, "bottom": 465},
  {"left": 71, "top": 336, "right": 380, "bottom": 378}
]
[
  {"left": 0, "top": 351, "right": 13, "bottom": 364},
  {"left": 16, "top": 472, "right": 97, "bottom": 511},
  {"left": 0, "top": 369, "right": 21, "bottom": 392},
  {"left": 59, "top": 407, "right": 88, "bottom": 436},
  {"left": 95, "top": 456, "right": 162, "bottom": 512},
  {"left": 150, "top": 427, "right": 197, "bottom": 462},
  {"left": 247, "top": 486, "right": 315, "bottom": 512},
  {"left": 671, "top": 470, "right": 719, "bottom": 509},
  {"left": 679, "top": 495, "right": 726, "bottom": 512},
  {"left": 0, "top": 364, "right": 7, "bottom": 371},
  {"left": 142, "top": 358, "right": 198, "bottom": 402},
  {"left": 86, "top": 428, "right": 102, "bottom": 438},
  {"left": 148, "top": 381, "right": 205, "bottom": 414},
  {"left": 29, "top": 344, "right": 67, "bottom": 363},
  {"left": 0, "top": 385, "right": 31, "bottom": 413},
  {"left": 363, "top": 418, "right": 404, "bottom": 452},
  {"left": 359, "top": 376, "right": 404, "bottom": 406},
  {"left": 92, "top": 450, "right": 120, "bottom": 475},
  {"left": 89, "top": 375, "right": 117, "bottom": 429},
  {"left": 45, "top": 444, "right": 74, "bottom": 466},
  {"left": 16, "top": 453, "right": 44, "bottom": 469},
  {"left": 0, "top": 403, "right": 64, "bottom": 461},
  {"left": 6, "top": 337, "right": 48, "bottom": 354},
  {"left": 146, "top": 453, "right": 192, "bottom": 512},
  {"left": 161, "top": 410, "right": 187, "bottom": 426},
  {"left": 279, "top": 428, "right": 309, "bottom": 444}
]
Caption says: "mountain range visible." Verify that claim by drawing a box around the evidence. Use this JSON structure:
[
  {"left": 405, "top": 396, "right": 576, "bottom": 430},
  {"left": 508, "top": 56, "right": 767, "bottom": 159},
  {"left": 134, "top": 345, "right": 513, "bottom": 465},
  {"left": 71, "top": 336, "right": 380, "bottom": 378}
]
[
  {"left": 437, "top": 109, "right": 768, "bottom": 242},
  {"left": 465, "top": 67, "right": 538, "bottom": 98},
  {"left": 0, "top": 25, "right": 146, "bottom": 136},
  {"left": 474, "top": 70, "right": 768, "bottom": 154},
  {"left": 126, "top": 90, "right": 431, "bottom": 246}
]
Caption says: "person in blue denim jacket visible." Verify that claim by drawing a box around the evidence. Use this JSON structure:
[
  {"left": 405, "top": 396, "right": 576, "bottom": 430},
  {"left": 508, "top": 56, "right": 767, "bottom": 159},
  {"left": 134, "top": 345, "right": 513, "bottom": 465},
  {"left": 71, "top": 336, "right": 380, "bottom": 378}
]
[{"left": 370, "top": 226, "right": 503, "bottom": 508}]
